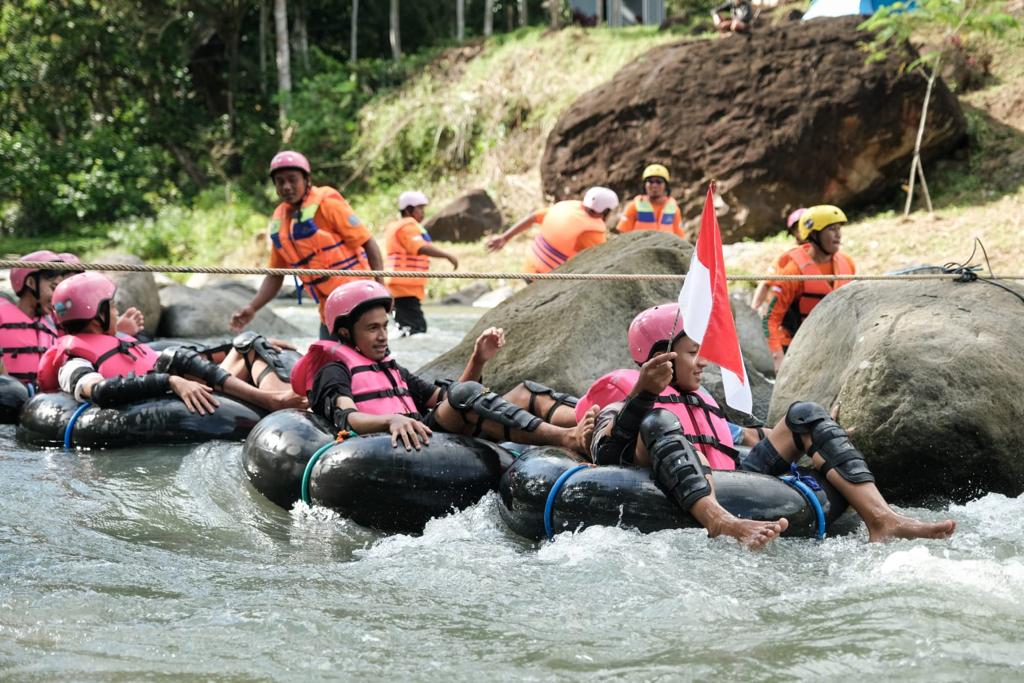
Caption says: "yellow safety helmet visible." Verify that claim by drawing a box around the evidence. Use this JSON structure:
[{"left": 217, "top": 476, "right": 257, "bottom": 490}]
[
  {"left": 798, "top": 205, "right": 847, "bottom": 242},
  {"left": 642, "top": 163, "right": 671, "bottom": 182}
]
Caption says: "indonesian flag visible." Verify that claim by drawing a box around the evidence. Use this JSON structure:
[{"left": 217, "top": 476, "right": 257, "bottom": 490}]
[{"left": 677, "top": 183, "right": 753, "bottom": 414}]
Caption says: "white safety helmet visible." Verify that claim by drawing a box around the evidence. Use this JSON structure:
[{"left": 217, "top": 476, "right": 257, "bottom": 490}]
[
  {"left": 398, "top": 191, "right": 429, "bottom": 211},
  {"left": 582, "top": 186, "right": 620, "bottom": 214}
]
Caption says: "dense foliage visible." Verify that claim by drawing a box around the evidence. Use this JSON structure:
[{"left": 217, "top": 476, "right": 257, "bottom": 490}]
[{"left": 0, "top": 0, "right": 554, "bottom": 237}]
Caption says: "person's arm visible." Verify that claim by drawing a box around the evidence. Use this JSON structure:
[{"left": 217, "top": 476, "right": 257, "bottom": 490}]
[
  {"left": 616, "top": 202, "right": 638, "bottom": 234},
  {"left": 417, "top": 243, "right": 458, "bottom": 269},
  {"left": 575, "top": 230, "right": 607, "bottom": 253},
  {"left": 672, "top": 210, "right": 687, "bottom": 241},
  {"left": 362, "top": 235, "right": 384, "bottom": 280},
  {"left": 231, "top": 275, "right": 284, "bottom": 331},
  {"left": 764, "top": 270, "right": 799, "bottom": 371},
  {"left": 459, "top": 327, "right": 504, "bottom": 383},
  {"left": 590, "top": 351, "right": 674, "bottom": 465},
  {"left": 486, "top": 211, "right": 541, "bottom": 252}
]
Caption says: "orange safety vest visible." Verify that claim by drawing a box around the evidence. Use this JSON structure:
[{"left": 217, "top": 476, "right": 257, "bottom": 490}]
[
  {"left": 523, "top": 200, "right": 607, "bottom": 274},
  {"left": 633, "top": 195, "right": 679, "bottom": 233},
  {"left": 384, "top": 217, "right": 431, "bottom": 300},
  {"left": 782, "top": 245, "right": 855, "bottom": 336},
  {"left": 270, "top": 186, "right": 370, "bottom": 304}
]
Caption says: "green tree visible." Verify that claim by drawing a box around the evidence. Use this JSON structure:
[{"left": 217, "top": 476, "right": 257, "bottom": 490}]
[{"left": 860, "top": 0, "right": 1018, "bottom": 214}]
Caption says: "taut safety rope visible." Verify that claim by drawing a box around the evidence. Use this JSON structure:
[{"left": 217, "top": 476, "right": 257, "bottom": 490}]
[{"left": 2, "top": 259, "right": 1021, "bottom": 283}]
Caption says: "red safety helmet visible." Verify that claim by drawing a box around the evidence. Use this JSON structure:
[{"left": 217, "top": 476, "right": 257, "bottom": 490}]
[
  {"left": 324, "top": 280, "right": 394, "bottom": 333},
  {"left": 268, "top": 150, "right": 311, "bottom": 177},
  {"left": 10, "top": 250, "right": 63, "bottom": 295},
  {"left": 627, "top": 303, "right": 685, "bottom": 365},
  {"left": 51, "top": 272, "right": 117, "bottom": 326}
]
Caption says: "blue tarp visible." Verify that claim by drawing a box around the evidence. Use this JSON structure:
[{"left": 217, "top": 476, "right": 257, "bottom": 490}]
[{"left": 803, "top": 0, "right": 904, "bottom": 20}]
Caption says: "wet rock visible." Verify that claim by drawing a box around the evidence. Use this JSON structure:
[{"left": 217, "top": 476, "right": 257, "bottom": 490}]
[
  {"left": 103, "top": 254, "right": 162, "bottom": 335},
  {"left": 767, "top": 279, "right": 1024, "bottom": 503},
  {"left": 422, "top": 190, "right": 503, "bottom": 243},
  {"left": 731, "top": 294, "right": 774, "bottom": 378},
  {"left": 541, "top": 17, "right": 965, "bottom": 241},
  {"left": 417, "top": 231, "right": 772, "bottom": 421},
  {"left": 441, "top": 282, "right": 491, "bottom": 306},
  {"left": 157, "top": 284, "right": 303, "bottom": 339}
]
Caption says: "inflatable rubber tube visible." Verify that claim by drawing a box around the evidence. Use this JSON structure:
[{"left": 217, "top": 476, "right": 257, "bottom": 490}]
[
  {"left": 16, "top": 391, "right": 265, "bottom": 448},
  {"left": 0, "top": 375, "right": 29, "bottom": 424},
  {"left": 242, "top": 409, "right": 516, "bottom": 532},
  {"left": 499, "top": 447, "right": 849, "bottom": 541}
]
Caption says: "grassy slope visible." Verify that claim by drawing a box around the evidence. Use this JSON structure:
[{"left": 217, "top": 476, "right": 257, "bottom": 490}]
[{"left": 8, "top": 23, "right": 1022, "bottom": 296}]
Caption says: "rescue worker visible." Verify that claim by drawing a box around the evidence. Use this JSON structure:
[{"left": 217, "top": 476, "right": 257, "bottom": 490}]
[
  {"left": 750, "top": 207, "right": 806, "bottom": 314},
  {"left": 40, "top": 273, "right": 306, "bottom": 414},
  {"left": 616, "top": 164, "right": 686, "bottom": 240},
  {"left": 291, "top": 280, "right": 595, "bottom": 452},
  {"left": 1, "top": 251, "right": 144, "bottom": 387},
  {"left": 583, "top": 303, "right": 956, "bottom": 548},
  {"left": 231, "top": 151, "right": 384, "bottom": 339},
  {"left": 383, "top": 191, "right": 459, "bottom": 336},
  {"left": 763, "top": 205, "right": 856, "bottom": 373},
  {"left": 485, "top": 187, "right": 619, "bottom": 274},
  {"left": 712, "top": 0, "right": 754, "bottom": 33}
]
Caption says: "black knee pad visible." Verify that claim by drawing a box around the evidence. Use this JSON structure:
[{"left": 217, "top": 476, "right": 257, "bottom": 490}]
[
  {"left": 785, "top": 401, "right": 875, "bottom": 484},
  {"left": 447, "top": 381, "right": 542, "bottom": 434},
  {"left": 232, "top": 331, "right": 290, "bottom": 382},
  {"left": 522, "top": 380, "right": 579, "bottom": 422},
  {"left": 155, "top": 347, "right": 230, "bottom": 389},
  {"left": 640, "top": 409, "right": 712, "bottom": 512}
]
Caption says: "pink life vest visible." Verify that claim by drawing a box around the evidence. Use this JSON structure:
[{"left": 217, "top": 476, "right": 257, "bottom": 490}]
[
  {"left": 291, "top": 340, "right": 419, "bottom": 416},
  {"left": 577, "top": 369, "right": 738, "bottom": 470},
  {"left": 0, "top": 299, "right": 61, "bottom": 385},
  {"left": 36, "top": 333, "right": 159, "bottom": 393}
]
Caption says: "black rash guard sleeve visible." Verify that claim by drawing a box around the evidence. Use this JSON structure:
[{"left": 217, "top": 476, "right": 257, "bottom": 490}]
[
  {"left": 590, "top": 392, "right": 657, "bottom": 466},
  {"left": 309, "top": 362, "right": 353, "bottom": 425}
]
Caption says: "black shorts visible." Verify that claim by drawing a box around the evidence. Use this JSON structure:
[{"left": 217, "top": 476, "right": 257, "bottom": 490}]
[
  {"left": 394, "top": 296, "right": 427, "bottom": 335},
  {"left": 737, "top": 437, "right": 787, "bottom": 475}
]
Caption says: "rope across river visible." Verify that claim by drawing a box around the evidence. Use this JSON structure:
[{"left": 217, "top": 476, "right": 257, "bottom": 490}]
[{"left": 2, "top": 259, "right": 1020, "bottom": 282}]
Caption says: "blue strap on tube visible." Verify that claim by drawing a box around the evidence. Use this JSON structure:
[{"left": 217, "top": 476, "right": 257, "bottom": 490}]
[
  {"left": 543, "top": 464, "right": 591, "bottom": 541},
  {"left": 64, "top": 401, "right": 92, "bottom": 451},
  {"left": 779, "top": 470, "right": 826, "bottom": 540}
]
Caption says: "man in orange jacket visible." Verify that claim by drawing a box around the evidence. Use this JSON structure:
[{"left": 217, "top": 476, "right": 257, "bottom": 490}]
[
  {"left": 616, "top": 164, "right": 686, "bottom": 240},
  {"left": 485, "top": 187, "right": 618, "bottom": 274},
  {"left": 231, "top": 151, "right": 384, "bottom": 339},
  {"left": 763, "top": 205, "right": 856, "bottom": 372},
  {"left": 383, "top": 191, "right": 459, "bottom": 336}
]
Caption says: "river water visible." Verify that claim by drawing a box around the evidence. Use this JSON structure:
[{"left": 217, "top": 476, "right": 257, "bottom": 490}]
[{"left": 2, "top": 305, "right": 1022, "bottom": 680}]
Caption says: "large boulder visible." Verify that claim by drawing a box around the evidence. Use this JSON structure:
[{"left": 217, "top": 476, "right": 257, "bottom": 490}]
[
  {"left": 541, "top": 17, "right": 966, "bottom": 241},
  {"left": 422, "top": 189, "right": 503, "bottom": 243},
  {"left": 767, "top": 279, "right": 1024, "bottom": 503},
  {"left": 731, "top": 294, "right": 774, "bottom": 378},
  {"left": 417, "top": 231, "right": 773, "bottom": 422},
  {"left": 157, "top": 285, "right": 304, "bottom": 339},
  {"left": 103, "top": 254, "right": 162, "bottom": 335}
]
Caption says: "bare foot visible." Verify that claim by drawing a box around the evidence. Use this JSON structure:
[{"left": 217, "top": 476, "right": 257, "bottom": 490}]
[
  {"left": 708, "top": 516, "right": 789, "bottom": 550},
  {"left": 564, "top": 405, "right": 598, "bottom": 455},
  {"left": 867, "top": 514, "right": 956, "bottom": 542}
]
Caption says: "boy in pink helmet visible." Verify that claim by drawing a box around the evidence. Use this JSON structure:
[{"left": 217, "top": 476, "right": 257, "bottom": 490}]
[
  {"left": 580, "top": 302, "right": 956, "bottom": 548},
  {"left": 291, "top": 280, "right": 598, "bottom": 452},
  {"left": 38, "top": 273, "right": 306, "bottom": 414}
]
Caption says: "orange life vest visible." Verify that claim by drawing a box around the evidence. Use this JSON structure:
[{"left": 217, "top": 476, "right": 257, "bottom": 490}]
[
  {"left": 782, "top": 245, "right": 855, "bottom": 336},
  {"left": 384, "top": 217, "right": 431, "bottom": 300},
  {"left": 633, "top": 195, "right": 679, "bottom": 233},
  {"left": 0, "top": 300, "right": 60, "bottom": 385},
  {"left": 523, "top": 200, "right": 607, "bottom": 274},
  {"left": 270, "top": 186, "right": 370, "bottom": 303}
]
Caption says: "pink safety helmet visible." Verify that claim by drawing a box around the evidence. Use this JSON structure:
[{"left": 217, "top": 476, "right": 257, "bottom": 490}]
[
  {"left": 10, "top": 250, "right": 63, "bottom": 295},
  {"left": 51, "top": 272, "right": 117, "bottom": 326},
  {"left": 324, "top": 280, "right": 394, "bottom": 333},
  {"left": 627, "top": 303, "right": 685, "bottom": 365},
  {"left": 268, "top": 150, "right": 311, "bottom": 177},
  {"left": 786, "top": 208, "right": 807, "bottom": 232}
]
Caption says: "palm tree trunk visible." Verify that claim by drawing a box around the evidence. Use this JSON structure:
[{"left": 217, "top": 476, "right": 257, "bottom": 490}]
[
  {"left": 484, "top": 0, "right": 494, "bottom": 36},
  {"left": 350, "top": 0, "right": 359, "bottom": 63},
  {"left": 457, "top": 0, "right": 465, "bottom": 41},
  {"left": 519, "top": 0, "right": 528, "bottom": 27}
]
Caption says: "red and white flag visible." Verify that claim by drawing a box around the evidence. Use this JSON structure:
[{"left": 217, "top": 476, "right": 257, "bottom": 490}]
[{"left": 677, "top": 183, "right": 752, "bottom": 414}]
